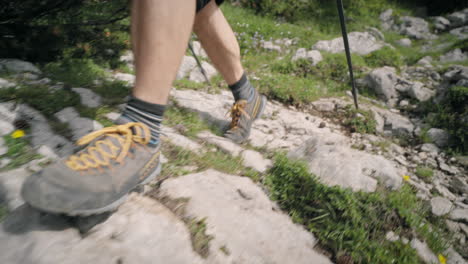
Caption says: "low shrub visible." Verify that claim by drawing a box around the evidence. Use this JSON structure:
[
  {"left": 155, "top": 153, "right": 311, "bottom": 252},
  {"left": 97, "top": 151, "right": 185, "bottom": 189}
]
[{"left": 364, "top": 46, "right": 403, "bottom": 68}]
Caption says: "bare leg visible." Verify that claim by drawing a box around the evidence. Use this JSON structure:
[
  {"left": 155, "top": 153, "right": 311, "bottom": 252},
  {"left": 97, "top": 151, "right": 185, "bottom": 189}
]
[
  {"left": 132, "top": 0, "right": 195, "bottom": 104},
  {"left": 193, "top": 1, "right": 244, "bottom": 85}
]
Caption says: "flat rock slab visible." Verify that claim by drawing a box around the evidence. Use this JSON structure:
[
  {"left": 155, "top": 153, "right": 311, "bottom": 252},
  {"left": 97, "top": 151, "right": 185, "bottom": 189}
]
[
  {"left": 0, "top": 194, "right": 204, "bottom": 264},
  {"left": 312, "top": 32, "right": 384, "bottom": 55},
  {"left": 0, "top": 168, "right": 29, "bottom": 210},
  {"left": 160, "top": 169, "right": 331, "bottom": 264},
  {"left": 289, "top": 134, "right": 403, "bottom": 192},
  {"left": 171, "top": 89, "right": 340, "bottom": 151}
]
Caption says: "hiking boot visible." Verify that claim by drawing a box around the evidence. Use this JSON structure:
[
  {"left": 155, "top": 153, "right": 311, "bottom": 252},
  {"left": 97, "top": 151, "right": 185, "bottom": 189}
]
[
  {"left": 224, "top": 90, "right": 267, "bottom": 144},
  {"left": 21, "top": 122, "right": 161, "bottom": 216}
]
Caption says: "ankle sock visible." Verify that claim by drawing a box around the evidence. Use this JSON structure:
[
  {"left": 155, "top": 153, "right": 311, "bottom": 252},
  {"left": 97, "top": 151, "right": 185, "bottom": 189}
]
[
  {"left": 121, "top": 96, "right": 166, "bottom": 146},
  {"left": 228, "top": 73, "right": 255, "bottom": 102}
]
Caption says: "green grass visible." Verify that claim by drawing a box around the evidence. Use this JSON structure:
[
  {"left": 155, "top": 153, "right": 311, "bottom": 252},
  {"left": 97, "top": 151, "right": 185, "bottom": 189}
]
[
  {"left": 0, "top": 206, "right": 6, "bottom": 222},
  {"left": 265, "top": 153, "right": 450, "bottom": 263},
  {"left": 188, "top": 218, "right": 214, "bottom": 258},
  {"left": 163, "top": 105, "right": 222, "bottom": 137},
  {"left": 0, "top": 135, "right": 42, "bottom": 171},
  {"left": 44, "top": 58, "right": 107, "bottom": 87},
  {"left": 415, "top": 166, "right": 434, "bottom": 182}
]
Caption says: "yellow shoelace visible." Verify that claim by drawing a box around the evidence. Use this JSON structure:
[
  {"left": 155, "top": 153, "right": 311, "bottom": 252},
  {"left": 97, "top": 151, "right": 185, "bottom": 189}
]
[
  {"left": 228, "top": 100, "right": 251, "bottom": 129},
  {"left": 65, "top": 122, "right": 151, "bottom": 171}
]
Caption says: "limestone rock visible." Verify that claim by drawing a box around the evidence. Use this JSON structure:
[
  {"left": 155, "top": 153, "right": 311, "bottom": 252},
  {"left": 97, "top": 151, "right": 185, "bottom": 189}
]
[
  {"left": 385, "top": 231, "right": 400, "bottom": 242},
  {"left": 427, "top": 128, "right": 450, "bottom": 148},
  {"left": 241, "top": 149, "right": 272, "bottom": 173},
  {"left": 0, "top": 59, "right": 41, "bottom": 74},
  {"left": 381, "top": 109, "right": 415, "bottom": 137},
  {"left": 54, "top": 107, "right": 103, "bottom": 141},
  {"left": 450, "top": 26, "right": 468, "bottom": 39},
  {"left": 159, "top": 170, "right": 332, "bottom": 264},
  {"left": 189, "top": 61, "right": 217, "bottom": 83},
  {"left": 408, "top": 82, "right": 435, "bottom": 102},
  {"left": 430, "top": 197, "right": 453, "bottom": 216},
  {"left": 396, "top": 38, "right": 412, "bottom": 47},
  {"left": 0, "top": 194, "right": 204, "bottom": 264},
  {"left": 313, "top": 32, "right": 383, "bottom": 55},
  {"left": 112, "top": 72, "right": 135, "bottom": 85},
  {"left": 0, "top": 78, "right": 16, "bottom": 89},
  {"left": 289, "top": 134, "right": 403, "bottom": 192},
  {"left": 261, "top": 40, "right": 282, "bottom": 52},
  {"left": 0, "top": 168, "right": 29, "bottom": 210},
  {"left": 449, "top": 208, "right": 468, "bottom": 222},
  {"left": 444, "top": 247, "right": 467, "bottom": 264},
  {"left": 197, "top": 130, "right": 243, "bottom": 157},
  {"left": 292, "top": 48, "right": 323, "bottom": 65},
  {"left": 0, "top": 103, "right": 74, "bottom": 157},
  {"left": 410, "top": 238, "right": 439, "bottom": 264},
  {"left": 433, "top": 16, "right": 451, "bottom": 31},
  {"left": 311, "top": 100, "right": 336, "bottom": 112},
  {"left": 71, "top": 88, "right": 102, "bottom": 108},
  {"left": 447, "top": 9, "right": 468, "bottom": 28},
  {"left": 420, "top": 143, "right": 440, "bottom": 154},
  {"left": 191, "top": 41, "right": 208, "bottom": 58},
  {"left": 0, "top": 119, "right": 14, "bottom": 137},
  {"left": 177, "top": 56, "right": 197, "bottom": 80},
  {"left": 161, "top": 126, "right": 204, "bottom": 154},
  {"left": 440, "top": 48, "right": 468, "bottom": 62},
  {"left": 380, "top": 9, "right": 394, "bottom": 30},
  {"left": 365, "top": 67, "right": 398, "bottom": 105},
  {"left": 398, "top": 16, "right": 435, "bottom": 40}
]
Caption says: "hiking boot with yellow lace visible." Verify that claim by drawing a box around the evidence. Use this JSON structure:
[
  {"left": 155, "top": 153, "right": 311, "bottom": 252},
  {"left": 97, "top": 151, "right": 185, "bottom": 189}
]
[
  {"left": 224, "top": 90, "right": 267, "bottom": 144},
  {"left": 21, "top": 122, "right": 161, "bottom": 216}
]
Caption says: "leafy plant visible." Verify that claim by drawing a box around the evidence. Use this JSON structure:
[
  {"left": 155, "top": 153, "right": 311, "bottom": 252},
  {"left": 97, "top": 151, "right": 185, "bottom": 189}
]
[{"left": 365, "top": 46, "right": 403, "bottom": 68}]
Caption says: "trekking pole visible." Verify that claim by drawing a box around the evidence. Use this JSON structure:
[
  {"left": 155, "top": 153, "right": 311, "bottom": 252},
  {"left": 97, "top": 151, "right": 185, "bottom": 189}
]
[
  {"left": 188, "top": 41, "right": 211, "bottom": 84},
  {"left": 336, "top": 0, "right": 359, "bottom": 109}
]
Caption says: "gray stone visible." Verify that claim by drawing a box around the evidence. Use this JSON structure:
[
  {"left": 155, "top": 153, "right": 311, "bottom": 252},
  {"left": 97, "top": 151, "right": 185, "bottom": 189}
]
[
  {"left": 0, "top": 78, "right": 15, "bottom": 89},
  {"left": 383, "top": 111, "right": 415, "bottom": 137},
  {"left": 292, "top": 48, "right": 307, "bottom": 61},
  {"left": 385, "top": 231, "right": 400, "bottom": 242},
  {"left": 0, "top": 103, "right": 74, "bottom": 157},
  {"left": 261, "top": 40, "right": 282, "bottom": 52},
  {"left": 380, "top": 9, "right": 394, "bottom": 30},
  {"left": 112, "top": 72, "right": 135, "bottom": 85},
  {"left": 444, "top": 247, "right": 467, "bottom": 264},
  {"left": 119, "top": 50, "right": 134, "bottom": 64},
  {"left": 396, "top": 38, "right": 412, "bottom": 47},
  {"left": 104, "top": 112, "right": 120, "bottom": 122},
  {"left": 54, "top": 107, "right": 103, "bottom": 141},
  {"left": 312, "top": 32, "right": 383, "bottom": 55},
  {"left": 440, "top": 48, "right": 468, "bottom": 62},
  {"left": 417, "top": 56, "right": 433, "bottom": 67},
  {"left": 0, "top": 138, "right": 6, "bottom": 156},
  {"left": 427, "top": 128, "right": 450, "bottom": 148},
  {"left": 0, "top": 193, "right": 204, "bottom": 264},
  {"left": 292, "top": 49, "right": 323, "bottom": 65},
  {"left": 398, "top": 16, "right": 434, "bottom": 40},
  {"left": 447, "top": 9, "right": 468, "bottom": 28},
  {"left": 189, "top": 61, "right": 217, "bottom": 83},
  {"left": 433, "top": 16, "right": 451, "bottom": 31},
  {"left": 311, "top": 100, "right": 335, "bottom": 112},
  {"left": 430, "top": 197, "right": 453, "bottom": 216},
  {"left": 241, "top": 150, "right": 272, "bottom": 173},
  {"left": 420, "top": 143, "right": 440, "bottom": 154},
  {"left": 37, "top": 145, "right": 59, "bottom": 160},
  {"left": 289, "top": 134, "right": 403, "bottom": 192},
  {"left": 408, "top": 82, "right": 435, "bottom": 102},
  {"left": 450, "top": 208, "right": 468, "bottom": 222},
  {"left": 71, "top": 88, "right": 102, "bottom": 108},
  {"left": 410, "top": 239, "right": 438, "bottom": 264},
  {"left": 0, "top": 59, "right": 41, "bottom": 74},
  {"left": 161, "top": 126, "right": 204, "bottom": 154},
  {"left": 0, "top": 168, "right": 29, "bottom": 210},
  {"left": 365, "top": 67, "right": 398, "bottom": 104},
  {"left": 450, "top": 26, "right": 468, "bottom": 39},
  {"left": 176, "top": 56, "right": 197, "bottom": 80},
  {"left": 160, "top": 170, "right": 332, "bottom": 264},
  {"left": 197, "top": 130, "right": 243, "bottom": 156},
  {"left": 191, "top": 41, "right": 208, "bottom": 58}
]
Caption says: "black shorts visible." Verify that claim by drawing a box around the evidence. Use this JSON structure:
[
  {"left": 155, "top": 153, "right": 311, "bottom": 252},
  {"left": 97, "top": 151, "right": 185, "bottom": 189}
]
[{"left": 196, "top": 0, "right": 224, "bottom": 13}]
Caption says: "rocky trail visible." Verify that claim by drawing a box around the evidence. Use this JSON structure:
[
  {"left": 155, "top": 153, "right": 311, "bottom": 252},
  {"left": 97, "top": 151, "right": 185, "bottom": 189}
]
[{"left": 0, "top": 6, "right": 468, "bottom": 264}]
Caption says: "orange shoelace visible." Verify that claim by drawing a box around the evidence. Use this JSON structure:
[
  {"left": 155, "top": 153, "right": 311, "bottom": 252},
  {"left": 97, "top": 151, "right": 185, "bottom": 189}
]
[
  {"left": 228, "top": 100, "right": 250, "bottom": 129},
  {"left": 65, "top": 122, "right": 150, "bottom": 171}
]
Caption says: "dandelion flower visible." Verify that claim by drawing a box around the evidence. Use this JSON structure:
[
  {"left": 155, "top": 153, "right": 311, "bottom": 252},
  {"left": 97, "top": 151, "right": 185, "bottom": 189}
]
[
  {"left": 11, "top": 129, "right": 25, "bottom": 139},
  {"left": 402, "top": 175, "right": 410, "bottom": 181},
  {"left": 438, "top": 254, "right": 446, "bottom": 264}
]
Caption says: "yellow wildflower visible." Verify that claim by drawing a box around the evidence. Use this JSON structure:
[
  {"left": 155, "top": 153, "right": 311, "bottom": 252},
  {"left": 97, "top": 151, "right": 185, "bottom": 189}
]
[
  {"left": 11, "top": 129, "right": 25, "bottom": 139},
  {"left": 438, "top": 254, "right": 446, "bottom": 264},
  {"left": 402, "top": 175, "right": 410, "bottom": 181}
]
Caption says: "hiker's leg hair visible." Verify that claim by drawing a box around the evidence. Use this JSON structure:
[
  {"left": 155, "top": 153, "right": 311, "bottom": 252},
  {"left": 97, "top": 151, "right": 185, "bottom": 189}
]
[
  {"left": 132, "top": 0, "right": 195, "bottom": 104},
  {"left": 193, "top": 0, "right": 244, "bottom": 85}
]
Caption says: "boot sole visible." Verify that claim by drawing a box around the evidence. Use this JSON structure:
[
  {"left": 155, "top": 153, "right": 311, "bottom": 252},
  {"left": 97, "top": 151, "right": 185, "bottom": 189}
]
[{"left": 65, "top": 162, "right": 162, "bottom": 216}]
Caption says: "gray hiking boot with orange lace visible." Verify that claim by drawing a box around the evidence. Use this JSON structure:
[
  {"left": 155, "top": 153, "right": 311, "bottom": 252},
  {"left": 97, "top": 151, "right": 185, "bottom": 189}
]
[
  {"left": 21, "top": 122, "right": 161, "bottom": 216},
  {"left": 224, "top": 90, "right": 267, "bottom": 144}
]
